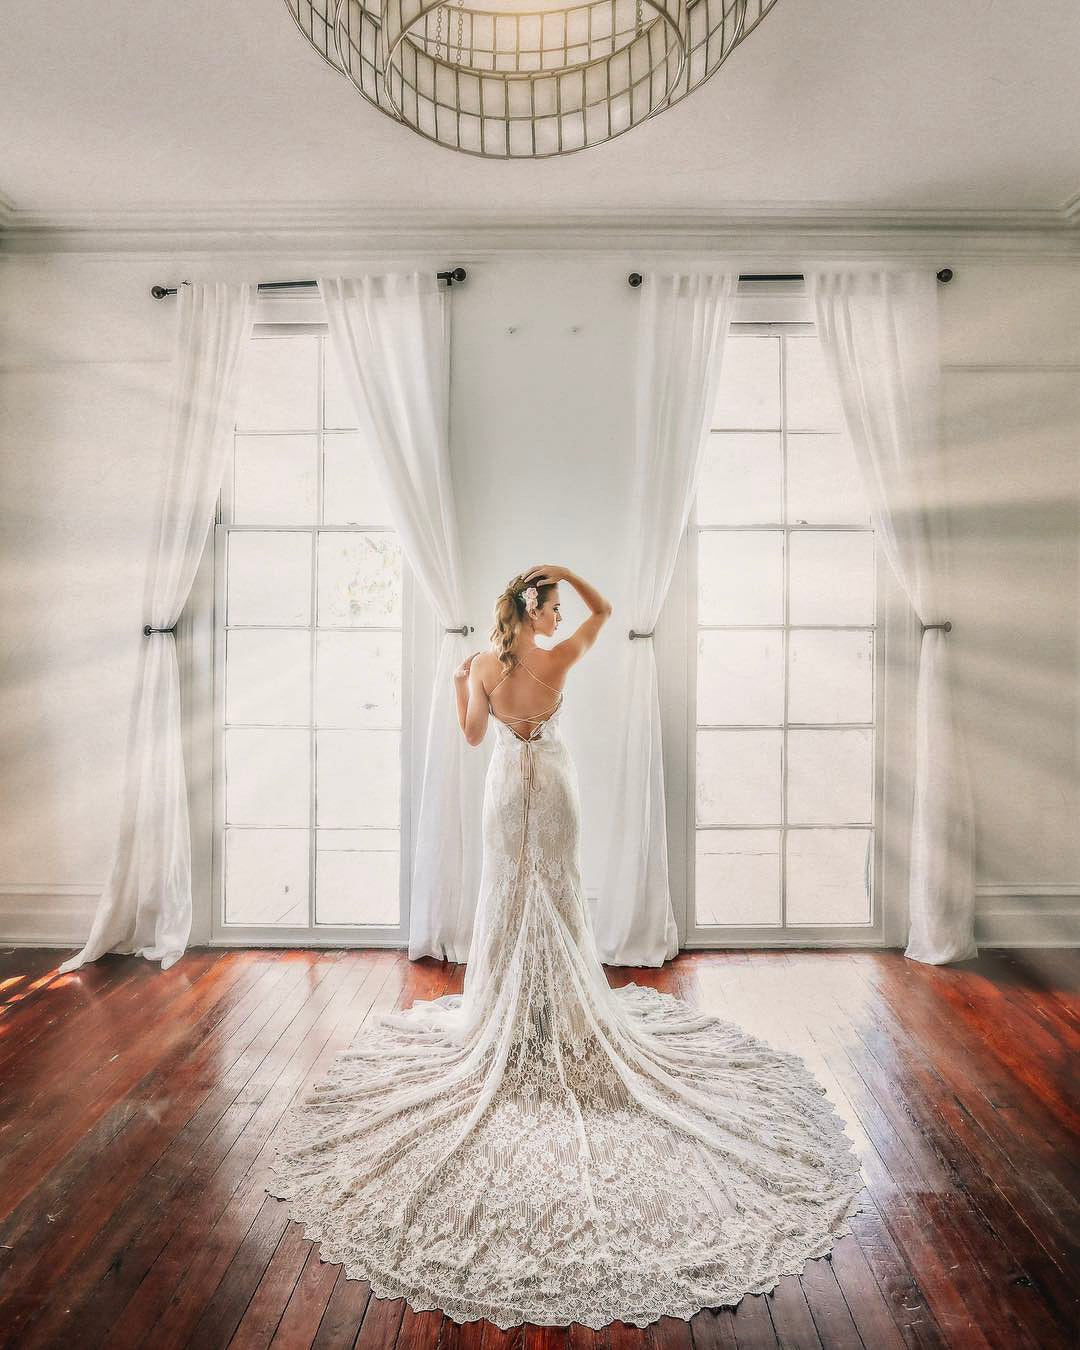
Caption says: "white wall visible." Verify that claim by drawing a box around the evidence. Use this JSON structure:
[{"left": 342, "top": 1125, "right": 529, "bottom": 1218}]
[
  {"left": 940, "top": 264, "right": 1080, "bottom": 942},
  {"left": 1, "top": 254, "right": 176, "bottom": 942},
  {"left": 450, "top": 259, "right": 641, "bottom": 918},
  {"left": 1, "top": 246, "right": 1077, "bottom": 948}
]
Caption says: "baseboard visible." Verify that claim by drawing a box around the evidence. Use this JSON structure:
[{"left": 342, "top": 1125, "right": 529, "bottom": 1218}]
[
  {"left": 0, "top": 887, "right": 97, "bottom": 948},
  {"left": 974, "top": 885, "right": 1080, "bottom": 947},
  {"left": 2, "top": 884, "right": 1077, "bottom": 950}
]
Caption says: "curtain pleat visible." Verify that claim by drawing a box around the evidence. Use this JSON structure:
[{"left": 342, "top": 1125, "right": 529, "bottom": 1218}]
[
  {"left": 60, "top": 281, "right": 255, "bottom": 974},
  {"left": 810, "top": 268, "right": 977, "bottom": 964},
  {"left": 318, "top": 273, "right": 476, "bottom": 961},
  {"left": 595, "top": 271, "right": 738, "bottom": 965}
]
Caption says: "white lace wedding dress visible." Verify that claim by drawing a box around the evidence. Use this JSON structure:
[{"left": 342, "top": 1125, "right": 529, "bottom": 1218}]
[{"left": 267, "top": 659, "right": 868, "bottom": 1329}]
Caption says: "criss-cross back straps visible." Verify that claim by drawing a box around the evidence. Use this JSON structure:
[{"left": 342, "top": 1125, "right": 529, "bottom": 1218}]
[
  {"left": 487, "top": 658, "right": 564, "bottom": 742},
  {"left": 488, "top": 656, "right": 561, "bottom": 697}
]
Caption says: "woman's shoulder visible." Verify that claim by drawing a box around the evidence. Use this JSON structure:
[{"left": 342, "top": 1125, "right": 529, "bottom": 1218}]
[
  {"left": 520, "top": 646, "right": 570, "bottom": 690},
  {"left": 478, "top": 645, "right": 562, "bottom": 673},
  {"left": 474, "top": 649, "right": 506, "bottom": 689}
]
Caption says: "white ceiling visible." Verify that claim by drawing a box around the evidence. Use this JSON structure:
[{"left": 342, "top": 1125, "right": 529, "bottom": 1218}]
[{"left": 2, "top": 0, "right": 1079, "bottom": 223}]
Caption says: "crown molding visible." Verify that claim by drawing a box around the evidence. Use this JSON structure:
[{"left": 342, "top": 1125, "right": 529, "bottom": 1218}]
[{"left": 1, "top": 200, "right": 1078, "bottom": 258}]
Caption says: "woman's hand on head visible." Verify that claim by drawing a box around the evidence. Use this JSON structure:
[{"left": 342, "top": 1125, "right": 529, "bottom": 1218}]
[{"left": 522, "top": 564, "right": 567, "bottom": 586}]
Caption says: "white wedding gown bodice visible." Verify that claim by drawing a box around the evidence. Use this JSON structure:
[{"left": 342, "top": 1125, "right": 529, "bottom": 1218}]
[{"left": 267, "top": 658, "right": 868, "bottom": 1329}]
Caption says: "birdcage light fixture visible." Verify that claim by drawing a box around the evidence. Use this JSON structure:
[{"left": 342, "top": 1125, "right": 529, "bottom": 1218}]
[{"left": 285, "top": 0, "right": 779, "bottom": 158}]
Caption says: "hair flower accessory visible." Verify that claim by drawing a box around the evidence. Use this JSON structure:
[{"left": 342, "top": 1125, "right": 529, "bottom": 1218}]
[{"left": 519, "top": 585, "right": 539, "bottom": 615}]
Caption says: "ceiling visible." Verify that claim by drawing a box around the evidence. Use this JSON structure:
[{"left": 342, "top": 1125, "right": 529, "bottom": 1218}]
[{"left": 2, "top": 0, "right": 1078, "bottom": 226}]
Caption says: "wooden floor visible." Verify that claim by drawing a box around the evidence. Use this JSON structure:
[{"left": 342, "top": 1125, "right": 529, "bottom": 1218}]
[{"left": 0, "top": 947, "right": 1075, "bottom": 1350}]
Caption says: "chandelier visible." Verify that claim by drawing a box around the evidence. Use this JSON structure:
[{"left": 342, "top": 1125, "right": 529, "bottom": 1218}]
[{"left": 285, "top": 0, "right": 778, "bottom": 158}]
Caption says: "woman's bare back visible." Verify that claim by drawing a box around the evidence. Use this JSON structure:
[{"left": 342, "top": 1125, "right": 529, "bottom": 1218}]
[{"left": 482, "top": 650, "right": 567, "bottom": 742}]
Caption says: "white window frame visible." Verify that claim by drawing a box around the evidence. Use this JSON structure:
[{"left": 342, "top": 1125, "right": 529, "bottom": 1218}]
[
  {"left": 182, "top": 304, "right": 439, "bottom": 950},
  {"left": 657, "top": 290, "right": 918, "bottom": 950}
]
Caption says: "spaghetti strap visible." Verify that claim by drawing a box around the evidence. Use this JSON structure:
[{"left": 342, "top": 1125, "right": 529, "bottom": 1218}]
[
  {"left": 485, "top": 655, "right": 564, "bottom": 743},
  {"left": 486, "top": 655, "right": 561, "bottom": 698},
  {"left": 516, "top": 659, "right": 563, "bottom": 695},
  {"left": 489, "top": 667, "right": 513, "bottom": 695}
]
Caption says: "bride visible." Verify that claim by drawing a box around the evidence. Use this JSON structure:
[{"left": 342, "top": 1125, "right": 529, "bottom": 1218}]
[{"left": 267, "top": 564, "right": 867, "bottom": 1330}]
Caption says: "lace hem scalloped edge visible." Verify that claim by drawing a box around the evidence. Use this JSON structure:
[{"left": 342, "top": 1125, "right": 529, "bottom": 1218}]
[{"left": 263, "top": 1161, "right": 874, "bottom": 1331}]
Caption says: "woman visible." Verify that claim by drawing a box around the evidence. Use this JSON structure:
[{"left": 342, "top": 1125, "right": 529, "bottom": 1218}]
[{"left": 267, "top": 565, "right": 867, "bottom": 1329}]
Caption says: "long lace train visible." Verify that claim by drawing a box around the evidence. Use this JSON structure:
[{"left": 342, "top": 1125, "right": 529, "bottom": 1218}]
[{"left": 266, "top": 701, "right": 869, "bottom": 1329}]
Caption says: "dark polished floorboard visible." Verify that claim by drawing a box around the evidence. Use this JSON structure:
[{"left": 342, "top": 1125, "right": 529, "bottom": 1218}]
[{"left": 0, "top": 946, "right": 1075, "bottom": 1349}]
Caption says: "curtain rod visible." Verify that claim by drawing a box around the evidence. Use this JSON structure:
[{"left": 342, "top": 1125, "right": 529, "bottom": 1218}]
[
  {"left": 628, "top": 269, "right": 954, "bottom": 287},
  {"left": 149, "top": 267, "right": 953, "bottom": 299},
  {"left": 149, "top": 269, "right": 467, "bottom": 300}
]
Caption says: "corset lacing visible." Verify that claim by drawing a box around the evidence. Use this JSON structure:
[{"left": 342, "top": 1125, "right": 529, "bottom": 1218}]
[{"left": 487, "top": 656, "right": 565, "bottom": 881}]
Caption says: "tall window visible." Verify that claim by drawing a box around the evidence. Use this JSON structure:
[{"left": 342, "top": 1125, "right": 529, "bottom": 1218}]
[
  {"left": 691, "top": 333, "right": 878, "bottom": 933},
  {"left": 212, "top": 334, "right": 408, "bottom": 941}
]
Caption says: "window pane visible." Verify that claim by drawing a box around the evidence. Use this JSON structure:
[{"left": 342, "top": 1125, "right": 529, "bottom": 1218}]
[
  {"left": 225, "top": 727, "right": 310, "bottom": 826},
  {"left": 227, "top": 532, "right": 312, "bottom": 626},
  {"left": 693, "top": 332, "right": 877, "bottom": 936},
  {"left": 316, "top": 631, "right": 401, "bottom": 728},
  {"left": 697, "top": 630, "right": 784, "bottom": 725},
  {"left": 697, "top": 728, "right": 783, "bottom": 825},
  {"left": 222, "top": 331, "right": 406, "bottom": 939},
  {"left": 695, "top": 829, "right": 781, "bottom": 926},
  {"left": 235, "top": 336, "right": 319, "bottom": 431},
  {"left": 787, "top": 728, "right": 874, "bottom": 824},
  {"left": 789, "top": 630, "right": 873, "bottom": 723},
  {"left": 785, "top": 337, "right": 845, "bottom": 431},
  {"left": 712, "top": 337, "right": 780, "bottom": 429},
  {"left": 786, "top": 828, "right": 873, "bottom": 925},
  {"left": 224, "top": 827, "right": 309, "bottom": 926},
  {"left": 316, "top": 729, "right": 400, "bottom": 827},
  {"left": 786, "top": 433, "right": 871, "bottom": 527},
  {"left": 226, "top": 629, "right": 311, "bottom": 725},
  {"left": 317, "top": 532, "right": 402, "bottom": 627},
  {"left": 697, "top": 433, "right": 782, "bottom": 526},
  {"left": 316, "top": 829, "right": 399, "bottom": 924},
  {"left": 323, "top": 433, "right": 394, "bottom": 527},
  {"left": 233, "top": 434, "right": 318, "bottom": 526},
  {"left": 323, "top": 339, "right": 357, "bottom": 429},
  {"left": 789, "top": 531, "right": 875, "bottom": 626},
  {"left": 698, "top": 531, "right": 784, "bottom": 625}
]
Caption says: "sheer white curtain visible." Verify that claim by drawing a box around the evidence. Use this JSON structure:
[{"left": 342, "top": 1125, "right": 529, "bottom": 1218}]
[
  {"left": 810, "top": 268, "right": 977, "bottom": 965},
  {"left": 318, "top": 273, "right": 476, "bottom": 961},
  {"left": 595, "top": 271, "right": 738, "bottom": 965},
  {"left": 60, "top": 282, "right": 256, "bottom": 974}
]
